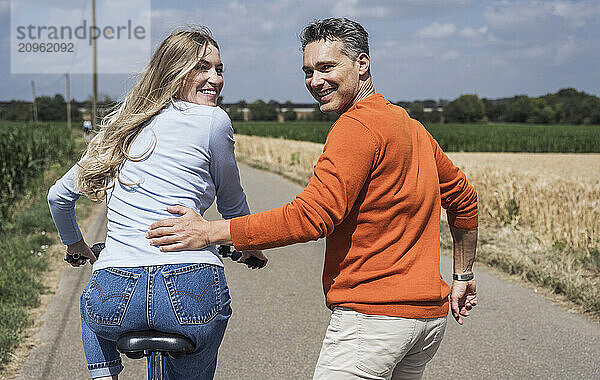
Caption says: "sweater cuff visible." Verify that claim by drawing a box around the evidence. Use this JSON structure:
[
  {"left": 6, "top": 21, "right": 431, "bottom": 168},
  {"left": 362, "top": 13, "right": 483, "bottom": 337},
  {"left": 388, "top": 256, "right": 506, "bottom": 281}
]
[
  {"left": 447, "top": 212, "right": 478, "bottom": 231},
  {"left": 230, "top": 215, "right": 251, "bottom": 251}
]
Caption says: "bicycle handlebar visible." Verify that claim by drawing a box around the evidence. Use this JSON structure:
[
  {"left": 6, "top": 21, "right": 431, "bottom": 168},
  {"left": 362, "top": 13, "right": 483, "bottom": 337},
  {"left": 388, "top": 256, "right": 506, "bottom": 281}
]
[
  {"left": 64, "top": 242, "right": 104, "bottom": 264},
  {"left": 65, "top": 243, "right": 266, "bottom": 269},
  {"left": 217, "top": 245, "right": 267, "bottom": 268}
]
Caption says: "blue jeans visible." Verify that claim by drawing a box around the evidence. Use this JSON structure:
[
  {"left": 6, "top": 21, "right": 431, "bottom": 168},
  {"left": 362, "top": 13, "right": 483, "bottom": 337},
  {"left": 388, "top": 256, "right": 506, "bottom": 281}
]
[{"left": 80, "top": 263, "right": 231, "bottom": 379}]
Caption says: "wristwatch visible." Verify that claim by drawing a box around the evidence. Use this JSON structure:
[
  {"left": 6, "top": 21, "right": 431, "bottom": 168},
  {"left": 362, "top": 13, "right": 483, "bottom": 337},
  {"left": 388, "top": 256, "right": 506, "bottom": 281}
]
[{"left": 453, "top": 272, "right": 474, "bottom": 281}]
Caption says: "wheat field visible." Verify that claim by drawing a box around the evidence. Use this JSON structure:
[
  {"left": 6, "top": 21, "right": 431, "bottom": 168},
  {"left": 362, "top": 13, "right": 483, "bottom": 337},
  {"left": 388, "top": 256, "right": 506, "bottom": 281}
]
[{"left": 234, "top": 134, "right": 600, "bottom": 317}]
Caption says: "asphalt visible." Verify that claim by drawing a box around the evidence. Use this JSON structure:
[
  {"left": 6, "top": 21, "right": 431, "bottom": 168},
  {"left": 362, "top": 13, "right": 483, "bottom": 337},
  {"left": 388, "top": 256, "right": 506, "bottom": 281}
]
[{"left": 15, "top": 163, "right": 600, "bottom": 379}]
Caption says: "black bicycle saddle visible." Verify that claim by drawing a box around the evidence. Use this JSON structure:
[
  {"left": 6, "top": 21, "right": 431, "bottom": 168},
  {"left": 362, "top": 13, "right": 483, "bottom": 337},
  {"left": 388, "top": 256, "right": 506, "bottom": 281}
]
[{"left": 116, "top": 330, "right": 195, "bottom": 359}]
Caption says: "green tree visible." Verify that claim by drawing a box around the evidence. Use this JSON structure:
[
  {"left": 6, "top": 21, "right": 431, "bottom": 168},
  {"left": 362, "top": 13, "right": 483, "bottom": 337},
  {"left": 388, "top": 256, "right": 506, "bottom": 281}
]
[
  {"left": 248, "top": 99, "right": 277, "bottom": 121},
  {"left": 283, "top": 110, "right": 297, "bottom": 121},
  {"left": 505, "top": 96, "right": 534, "bottom": 123},
  {"left": 588, "top": 108, "right": 600, "bottom": 125},
  {"left": 226, "top": 105, "right": 244, "bottom": 121},
  {"left": 481, "top": 98, "right": 508, "bottom": 122},
  {"left": 408, "top": 102, "right": 425, "bottom": 122},
  {"left": 543, "top": 88, "right": 595, "bottom": 125},
  {"left": 423, "top": 110, "right": 442, "bottom": 124},
  {"left": 527, "top": 98, "right": 555, "bottom": 124},
  {"left": 443, "top": 94, "right": 485, "bottom": 123},
  {"left": 37, "top": 94, "right": 67, "bottom": 121},
  {"left": 587, "top": 98, "right": 600, "bottom": 125},
  {"left": 1, "top": 101, "right": 32, "bottom": 121},
  {"left": 311, "top": 104, "right": 338, "bottom": 122},
  {"left": 282, "top": 101, "right": 297, "bottom": 121}
]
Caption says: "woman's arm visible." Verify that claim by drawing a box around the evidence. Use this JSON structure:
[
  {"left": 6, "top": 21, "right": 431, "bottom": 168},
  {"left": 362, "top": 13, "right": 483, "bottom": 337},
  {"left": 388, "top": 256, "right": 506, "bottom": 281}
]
[
  {"left": 48, "top": 164, "right": 96, "bottom": 264},
  {"left": 208, "top": 109, "right": 250, "bottom": 219}
]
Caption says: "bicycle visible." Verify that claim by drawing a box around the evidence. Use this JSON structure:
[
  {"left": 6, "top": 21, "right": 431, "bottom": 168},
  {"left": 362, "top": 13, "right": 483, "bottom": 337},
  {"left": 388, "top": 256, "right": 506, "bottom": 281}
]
[{"left": 66, "top": 243, "right": 265, "bottom": 379}]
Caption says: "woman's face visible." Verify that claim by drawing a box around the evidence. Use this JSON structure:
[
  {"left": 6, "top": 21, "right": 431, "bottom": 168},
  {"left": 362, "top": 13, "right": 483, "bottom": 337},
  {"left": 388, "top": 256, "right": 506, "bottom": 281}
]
[{"left": 180, "top": 44, "right": 223, "bottom": 106}]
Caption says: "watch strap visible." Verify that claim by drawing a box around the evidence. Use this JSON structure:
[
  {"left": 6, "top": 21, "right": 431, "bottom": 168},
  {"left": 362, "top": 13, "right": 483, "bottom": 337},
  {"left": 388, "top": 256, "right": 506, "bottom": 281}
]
[{"left": 453, "top": 272, "right": 474, "bottom": 281}]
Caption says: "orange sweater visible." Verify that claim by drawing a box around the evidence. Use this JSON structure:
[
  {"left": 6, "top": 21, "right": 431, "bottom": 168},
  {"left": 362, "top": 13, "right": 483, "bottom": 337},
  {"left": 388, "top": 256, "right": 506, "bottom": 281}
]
[{"left": 230, "top": 93, "right": 478, "bottom": 318}]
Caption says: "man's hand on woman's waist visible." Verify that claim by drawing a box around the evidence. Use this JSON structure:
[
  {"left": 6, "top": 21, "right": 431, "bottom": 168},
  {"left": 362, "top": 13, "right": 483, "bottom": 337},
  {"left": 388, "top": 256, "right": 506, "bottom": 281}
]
[{"left": 146, "top": 204, "right": 232, "bottom": 251}]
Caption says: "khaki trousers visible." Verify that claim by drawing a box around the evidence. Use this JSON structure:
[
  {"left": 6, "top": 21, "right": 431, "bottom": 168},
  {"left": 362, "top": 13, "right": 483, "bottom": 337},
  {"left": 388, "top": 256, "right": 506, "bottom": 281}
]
[{"left": 313, "top": 307, "right": 447, "bottom": 380}]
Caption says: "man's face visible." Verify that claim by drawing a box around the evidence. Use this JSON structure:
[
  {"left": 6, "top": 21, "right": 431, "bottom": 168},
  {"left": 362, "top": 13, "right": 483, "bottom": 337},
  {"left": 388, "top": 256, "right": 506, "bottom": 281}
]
[{"left": 302, "top": 39, "right": 360, "bottom": 114}]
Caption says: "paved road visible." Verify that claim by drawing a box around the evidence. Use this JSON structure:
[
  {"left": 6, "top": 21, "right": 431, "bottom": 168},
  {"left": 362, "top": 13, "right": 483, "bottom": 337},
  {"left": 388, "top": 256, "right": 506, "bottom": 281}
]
[{"left": 16, "top": 163, "right": 600, "bottom": 379}]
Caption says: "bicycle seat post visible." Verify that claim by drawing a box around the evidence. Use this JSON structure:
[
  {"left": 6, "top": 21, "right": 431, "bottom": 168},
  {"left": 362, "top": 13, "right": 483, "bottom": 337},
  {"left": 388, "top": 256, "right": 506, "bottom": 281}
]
[{"left": 148, "top": 350, "right": 165, "bottom": 380}]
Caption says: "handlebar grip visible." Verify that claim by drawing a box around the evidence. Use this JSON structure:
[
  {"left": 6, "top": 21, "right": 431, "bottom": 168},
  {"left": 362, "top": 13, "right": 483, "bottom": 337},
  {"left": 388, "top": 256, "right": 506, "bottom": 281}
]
[
  {"left": 241, "top": 255, "right": 267, "bottom": 268},
  {"left": 230, "top": 250, "right": 242, "bottom": 261},
  {"left": 219, "top": 246, "right": 266, "bottom": 268},
  {"left": 64, "top": 253, "right": 80, "bottom": 264},
  {"left": 90, "top": 243, "right": 105, "bottom": 258},
  {"left": 230, "top": 250, "right": 267, "bottom": 268},
  {"left": 64, "top": 242, "right": 104, "bottom": 265}
]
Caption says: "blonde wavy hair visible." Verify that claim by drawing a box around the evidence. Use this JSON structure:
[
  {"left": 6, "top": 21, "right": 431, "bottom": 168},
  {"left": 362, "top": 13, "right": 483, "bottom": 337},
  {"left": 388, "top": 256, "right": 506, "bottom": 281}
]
[{"left": 75, "top": 26, "right": 219, "bottom": 201}]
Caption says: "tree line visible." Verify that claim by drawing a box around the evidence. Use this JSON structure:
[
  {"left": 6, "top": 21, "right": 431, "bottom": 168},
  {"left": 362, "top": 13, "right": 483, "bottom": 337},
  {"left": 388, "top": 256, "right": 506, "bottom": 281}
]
[
  {"left": 0, "top": 94, "right": 116, "bottom": 122},
  {"left": 0, "top": 94, "right": 82, "bottom": 122},
  {"left": 1, "top": 88, "right": 598, "bottom": 125},
  {"left": 407, "top": 88, "right": 600, "bottom": 125},
  {"left": 224, "top": 100, "right": 338, "bottom": 122}
]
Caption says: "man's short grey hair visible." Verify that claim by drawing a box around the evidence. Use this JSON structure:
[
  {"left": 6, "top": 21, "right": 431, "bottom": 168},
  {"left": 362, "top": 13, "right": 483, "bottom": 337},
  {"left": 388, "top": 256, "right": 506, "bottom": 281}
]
[{"left": 300, "top": 17, "right": 369, "bottom": 60}]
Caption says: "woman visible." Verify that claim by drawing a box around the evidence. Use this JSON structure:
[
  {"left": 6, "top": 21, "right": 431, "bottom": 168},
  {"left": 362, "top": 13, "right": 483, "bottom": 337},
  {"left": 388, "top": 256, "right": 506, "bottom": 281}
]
[{"left": 48, "top": 26, "right": 265, "bottom": 380}]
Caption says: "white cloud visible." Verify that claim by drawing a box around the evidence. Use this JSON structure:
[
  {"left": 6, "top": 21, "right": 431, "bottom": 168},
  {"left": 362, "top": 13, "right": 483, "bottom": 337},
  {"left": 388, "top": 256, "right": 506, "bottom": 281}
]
[
  {"left": 478, "top": 0, "right": 600, "bottom": 57},
  {"left": 484, "top": 2, "right": 548, "bottom": 30},
  {"left": 484, "top": 1, "right": 600, "bottom": 35},
  {"left": 459, "top": 25, "right": 488, "bottom": 39},
  {"left": 521, "top": 46, "right": 546, "bottom": 59},
  {"left": 226, "top": 0, "right": 249, "bottom": 16},
  {"left": 441, "top": 50, "right": 460, "bottom": 61},
  {"left": 554, "top": 35, "right": 577, "bottom": 65},
  {"left": 150, "top": 1, "right": 304, "bottom": 47},
  {"left": 331, "top": 0, "right": 477, "bottom": 19},
  {"left": 552, "top": 1, "right": 600, "bottom": 28},
  {"left": 415, "top": 22, "right": 456, "bottom": 39},
  {"left": 332, "top": 0, "right": 388, "bottom": 18}
]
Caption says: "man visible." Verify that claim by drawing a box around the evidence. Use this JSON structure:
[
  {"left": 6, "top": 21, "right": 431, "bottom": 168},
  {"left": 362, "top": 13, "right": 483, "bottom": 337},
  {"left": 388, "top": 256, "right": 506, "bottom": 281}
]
[{"left": 147, "top": 18, "right": 478, "bottom": 379}]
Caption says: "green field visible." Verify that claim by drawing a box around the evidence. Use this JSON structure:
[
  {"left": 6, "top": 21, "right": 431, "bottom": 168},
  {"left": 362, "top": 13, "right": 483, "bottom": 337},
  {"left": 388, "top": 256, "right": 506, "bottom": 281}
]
[
  {"left": 0, "top": 121, "right": 85, "bottom": 371},
  {"left": 0, "top": 121, "right": 74, "bottom": 222},
  {"left": 233, "top": 121, "right": 600, "bottom": 153}
]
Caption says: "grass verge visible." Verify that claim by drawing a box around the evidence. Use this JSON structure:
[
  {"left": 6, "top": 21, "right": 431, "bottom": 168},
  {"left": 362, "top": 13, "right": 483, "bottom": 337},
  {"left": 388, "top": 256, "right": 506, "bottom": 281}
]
[{"left": 0, "top": 125, "right": 93, "bottom": 372}]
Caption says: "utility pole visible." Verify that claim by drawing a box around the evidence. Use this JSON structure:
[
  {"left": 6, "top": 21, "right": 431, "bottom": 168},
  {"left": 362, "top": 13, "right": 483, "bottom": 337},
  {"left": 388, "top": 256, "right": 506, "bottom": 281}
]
[
  {"left": 91, "top": 0, "right": 98, "bottom": 129},
  {"left": 31, "top": 80, "right": 38, "bottom": 123},
  {"left": 66, "top": 73, "right": 71, "bottom": 129}
]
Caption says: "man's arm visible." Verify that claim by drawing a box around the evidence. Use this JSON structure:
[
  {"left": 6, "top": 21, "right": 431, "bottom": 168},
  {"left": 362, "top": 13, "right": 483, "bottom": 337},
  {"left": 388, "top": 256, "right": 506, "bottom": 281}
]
[
  {"left": 147, "top": 117, "right": 379, "bottom": 252},
  {"left": 425, "top": 129, "right": 479, "bottom": 324},
  {"left": 449, "top": 225, "right": 478, "bottom": 325}
]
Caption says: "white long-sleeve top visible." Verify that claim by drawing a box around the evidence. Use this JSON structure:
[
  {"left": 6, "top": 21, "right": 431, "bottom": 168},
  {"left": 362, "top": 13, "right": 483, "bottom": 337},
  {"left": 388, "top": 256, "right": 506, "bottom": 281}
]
[{"left": 48, "top": 100, "right": 250, "bottom": 271}]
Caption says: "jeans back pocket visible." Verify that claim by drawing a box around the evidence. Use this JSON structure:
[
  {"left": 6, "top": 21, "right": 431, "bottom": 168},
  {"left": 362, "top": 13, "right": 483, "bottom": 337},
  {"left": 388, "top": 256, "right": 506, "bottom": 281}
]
[
  {"left": 162, "top": 263, "right": 222, "bottom": 325},
  {"left": 84, "top": 268, "right": 140, "bottom": 326}
]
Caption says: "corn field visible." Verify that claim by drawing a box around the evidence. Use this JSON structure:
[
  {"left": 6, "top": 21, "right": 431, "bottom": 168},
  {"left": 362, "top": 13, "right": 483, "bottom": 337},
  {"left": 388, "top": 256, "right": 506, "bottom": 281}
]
[{"left": 0, "top": 122, "right": 74, "bottom": 226}]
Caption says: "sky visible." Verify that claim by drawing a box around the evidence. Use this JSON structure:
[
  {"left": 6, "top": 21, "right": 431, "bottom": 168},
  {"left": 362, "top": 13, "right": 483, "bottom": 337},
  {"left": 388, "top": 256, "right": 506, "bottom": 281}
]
[{"left": 0, "top": 0, "right": 599, "bottom": 103}]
